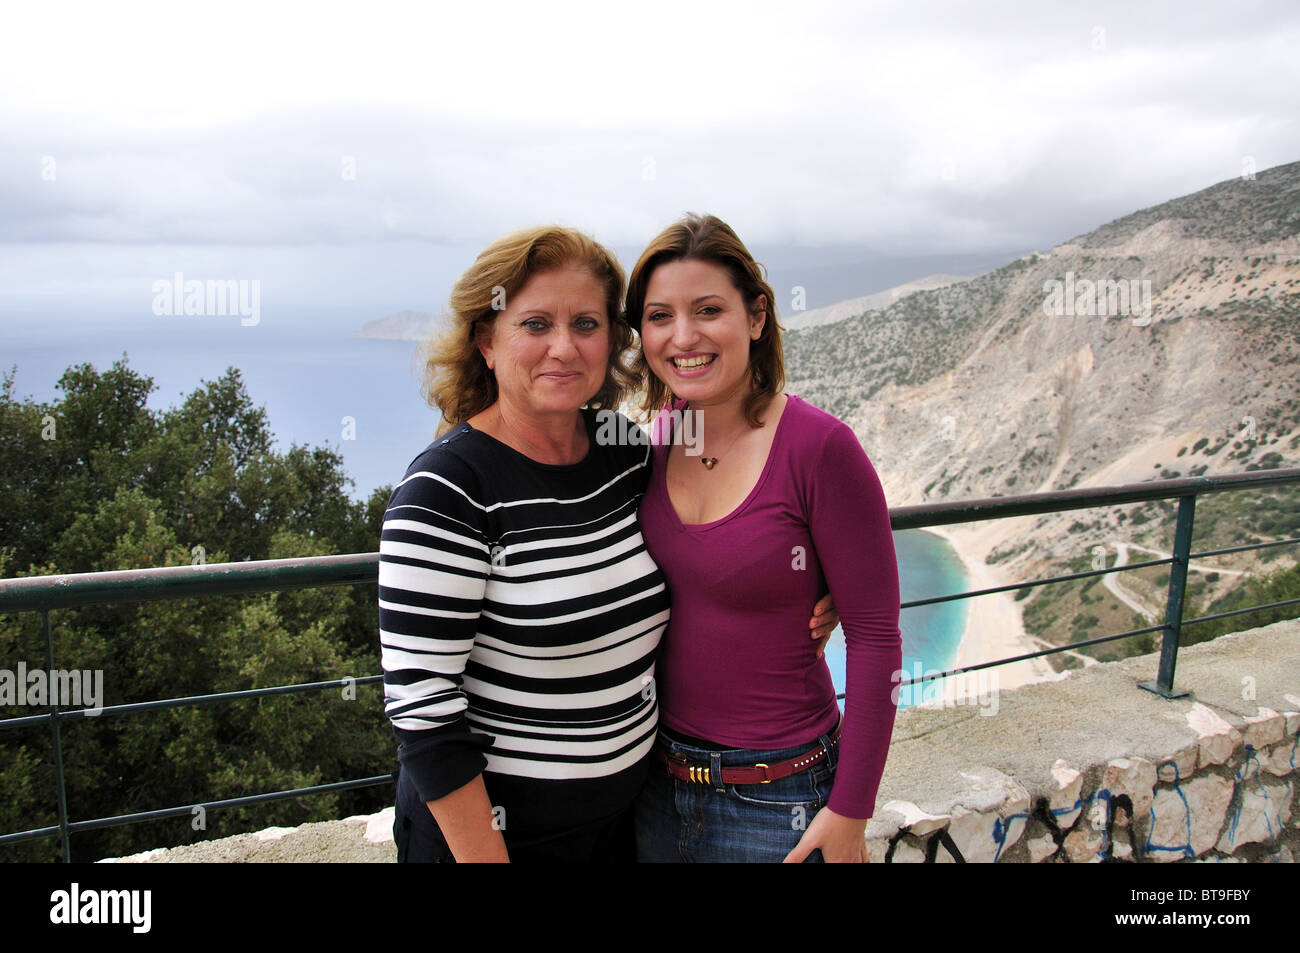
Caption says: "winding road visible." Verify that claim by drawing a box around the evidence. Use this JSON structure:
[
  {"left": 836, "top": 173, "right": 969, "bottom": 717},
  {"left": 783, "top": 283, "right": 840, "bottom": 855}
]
[{"left": 1102, "top": 541, "right": 1249, "bottom": 622}]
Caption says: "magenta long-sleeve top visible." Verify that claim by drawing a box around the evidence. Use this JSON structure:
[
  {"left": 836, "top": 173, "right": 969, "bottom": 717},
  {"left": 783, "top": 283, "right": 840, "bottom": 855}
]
[{"left": 639, "top": 394, "right": 903, "bottom": 819}]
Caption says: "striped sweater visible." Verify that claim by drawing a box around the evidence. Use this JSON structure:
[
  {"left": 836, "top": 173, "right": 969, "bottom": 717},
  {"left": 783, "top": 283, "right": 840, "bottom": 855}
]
[{"left": 378, "top": 409, "right": 670, "bottom": 832}]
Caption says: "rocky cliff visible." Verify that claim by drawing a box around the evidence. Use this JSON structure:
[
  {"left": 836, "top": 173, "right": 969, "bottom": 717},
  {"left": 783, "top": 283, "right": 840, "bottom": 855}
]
[{"left": 785, "top": 161, "right": 1300, "bottom": 662}]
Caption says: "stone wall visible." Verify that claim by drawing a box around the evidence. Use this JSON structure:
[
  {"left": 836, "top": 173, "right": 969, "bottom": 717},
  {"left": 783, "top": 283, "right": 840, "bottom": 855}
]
[
  {"left": 866, "top": 619, "right": 1297, "bottom": 863},
  {"left": 104, "top": 619, "right": 1298, "bottom": 863}
]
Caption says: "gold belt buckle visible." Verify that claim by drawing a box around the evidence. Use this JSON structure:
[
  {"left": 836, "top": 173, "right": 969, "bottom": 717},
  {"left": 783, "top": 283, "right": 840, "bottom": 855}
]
[
  {"left": 754, "top": 762, "right": 771, "bottom": 784},
  {"left": 688, "top": 765, "right": 711, "bottom": 784}
]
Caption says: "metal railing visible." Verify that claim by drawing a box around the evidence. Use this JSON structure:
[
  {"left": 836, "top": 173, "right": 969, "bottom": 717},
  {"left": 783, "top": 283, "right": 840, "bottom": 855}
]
[
  {"left": 890, "top": 467, "right": 1300, "bottom": 700},
  {"left": 1, "top": 467, "right": 1297, "bottom": 861},
  {"left": 0, "top": 554, "right": 389, "bottom": 861}
]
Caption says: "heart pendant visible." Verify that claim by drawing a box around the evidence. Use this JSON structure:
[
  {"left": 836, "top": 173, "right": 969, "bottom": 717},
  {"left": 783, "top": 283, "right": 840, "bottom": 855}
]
[{"left": 702, "top": 457, "right": 718, "bottom": 470}]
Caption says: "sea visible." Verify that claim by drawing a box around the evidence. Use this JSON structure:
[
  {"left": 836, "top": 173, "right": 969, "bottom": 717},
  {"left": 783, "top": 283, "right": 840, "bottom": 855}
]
[{"left": 3, "top": 308, "right": 969, "bottom": 707}]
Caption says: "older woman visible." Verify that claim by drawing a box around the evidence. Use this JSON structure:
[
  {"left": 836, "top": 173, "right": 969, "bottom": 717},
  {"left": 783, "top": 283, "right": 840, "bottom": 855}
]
[
  {"left": 380, "top": 226, "right": 668, "bottom": 862},
  {"left": 629, "top": 214, "right": 903, "bottom": 863},
  {"left": 379, "top": 224, "right": 840, "bottom": 862}
]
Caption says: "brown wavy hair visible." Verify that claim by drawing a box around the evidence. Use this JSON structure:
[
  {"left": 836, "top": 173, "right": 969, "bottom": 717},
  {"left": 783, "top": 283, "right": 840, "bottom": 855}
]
[
  {"left": 422, "top": 226, "right": 635, "bottom": 437},
  {"left": 626, "top": 213, "right": 785, "bottom": 428}
]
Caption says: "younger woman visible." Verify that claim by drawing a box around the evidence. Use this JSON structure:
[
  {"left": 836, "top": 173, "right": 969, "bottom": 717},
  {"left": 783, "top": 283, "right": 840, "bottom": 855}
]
[{"left": 629, "top": 214, "right": 902, "bottom": 862}]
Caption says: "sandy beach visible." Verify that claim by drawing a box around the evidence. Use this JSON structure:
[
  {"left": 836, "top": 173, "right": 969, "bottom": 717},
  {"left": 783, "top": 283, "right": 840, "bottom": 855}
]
[{"left": 919, "top": 524, "right": 1056, "bottom": 695}]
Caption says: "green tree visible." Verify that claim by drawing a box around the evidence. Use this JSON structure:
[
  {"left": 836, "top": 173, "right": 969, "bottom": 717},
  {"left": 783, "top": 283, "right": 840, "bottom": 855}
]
[
  {"left": 1185, "top": 562, "right": 1300, "bottom": 646},
  {"left": 0, "top": 358, "right": 391, "bottom": 861}
]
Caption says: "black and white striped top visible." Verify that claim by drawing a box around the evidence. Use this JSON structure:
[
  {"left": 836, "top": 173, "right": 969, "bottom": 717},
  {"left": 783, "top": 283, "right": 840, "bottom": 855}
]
[{"left": 379, "top": 409, "right": 669, "bottom": 832}]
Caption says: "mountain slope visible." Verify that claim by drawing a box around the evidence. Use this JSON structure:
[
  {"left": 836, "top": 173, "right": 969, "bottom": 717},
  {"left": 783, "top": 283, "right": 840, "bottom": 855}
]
[
  {"left": 781, "top": 274, "right": 972, "bottom": 332},
  {"left": 785, "top": 160, "right": 1300, "bottom": 663}
]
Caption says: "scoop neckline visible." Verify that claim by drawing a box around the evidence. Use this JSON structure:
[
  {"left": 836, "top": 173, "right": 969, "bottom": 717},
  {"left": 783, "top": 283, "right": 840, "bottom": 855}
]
[
  {"left": 459, "top": 408, "right": 599, "bottom": 471},
  {"left": 663, "top": 394, "right": 794, "bottom": 532}
]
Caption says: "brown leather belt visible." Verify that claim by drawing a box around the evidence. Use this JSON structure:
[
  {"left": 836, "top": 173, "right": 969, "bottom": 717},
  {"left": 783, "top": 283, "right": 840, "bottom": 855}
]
[{"left": 654, "top": 722, "right": 841, "bottom": 786}]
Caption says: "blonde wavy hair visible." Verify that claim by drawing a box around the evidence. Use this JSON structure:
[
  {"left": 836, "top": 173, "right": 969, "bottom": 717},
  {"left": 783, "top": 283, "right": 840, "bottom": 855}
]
[{"left": 422, "top": 226, "right": 635, "bottom": 437}]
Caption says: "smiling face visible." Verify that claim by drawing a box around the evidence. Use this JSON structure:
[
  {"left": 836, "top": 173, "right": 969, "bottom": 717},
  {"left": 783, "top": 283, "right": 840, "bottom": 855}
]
[
  {"left": 475, "top": 264, "right": 612, "bottom": 423},
  {"left": 639, "top": 258, "right": 766, "bottom": 408}
]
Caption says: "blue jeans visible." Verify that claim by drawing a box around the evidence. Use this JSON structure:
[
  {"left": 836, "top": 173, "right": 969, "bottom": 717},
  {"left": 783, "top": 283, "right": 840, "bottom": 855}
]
[{"left": 634, "top": 725, "right": 839, "bottom": 863}]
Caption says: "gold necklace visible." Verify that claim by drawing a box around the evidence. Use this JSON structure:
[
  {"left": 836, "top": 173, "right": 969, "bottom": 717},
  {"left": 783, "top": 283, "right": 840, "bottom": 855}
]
[{"left": 697, "top": 420, "right": 749, "bottom": 470}]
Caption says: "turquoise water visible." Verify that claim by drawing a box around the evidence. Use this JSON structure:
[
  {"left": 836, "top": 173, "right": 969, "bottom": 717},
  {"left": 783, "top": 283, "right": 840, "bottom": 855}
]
[{"left": 822, "top": 528, "right": 970, "bottom": 710}]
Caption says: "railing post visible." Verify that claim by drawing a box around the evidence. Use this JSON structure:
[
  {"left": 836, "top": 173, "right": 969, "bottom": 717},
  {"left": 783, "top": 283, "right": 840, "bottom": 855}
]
[
  {"left": 42, "top": 609, "right": 72, "bottom": 862},
  {"left": 1139, "top": 495, "right": 1195, "bottom": 699}
]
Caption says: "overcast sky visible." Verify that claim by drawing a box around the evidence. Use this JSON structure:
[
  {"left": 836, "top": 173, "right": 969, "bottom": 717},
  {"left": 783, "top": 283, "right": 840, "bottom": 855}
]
[{"left": 1, "top": 0, "right": 1297, "bottom": 319}]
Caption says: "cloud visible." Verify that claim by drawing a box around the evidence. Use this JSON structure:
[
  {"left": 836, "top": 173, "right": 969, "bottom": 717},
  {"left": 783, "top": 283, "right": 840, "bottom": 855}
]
[{"left": 0, "top": 0, "right": 1297, "bottom": 307}]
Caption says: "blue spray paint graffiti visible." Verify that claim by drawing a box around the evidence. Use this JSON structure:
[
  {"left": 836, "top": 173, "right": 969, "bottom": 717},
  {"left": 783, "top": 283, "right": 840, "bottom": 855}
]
[
  {"left": 1224, "top": 745, "right": 1263, "bottom": 848},
  {"left": 991, "top": 809, "right": 1031, "bottom": 862},
  {"left": 1144, "top": 759, "right": 1195, "bottom": 859}
]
